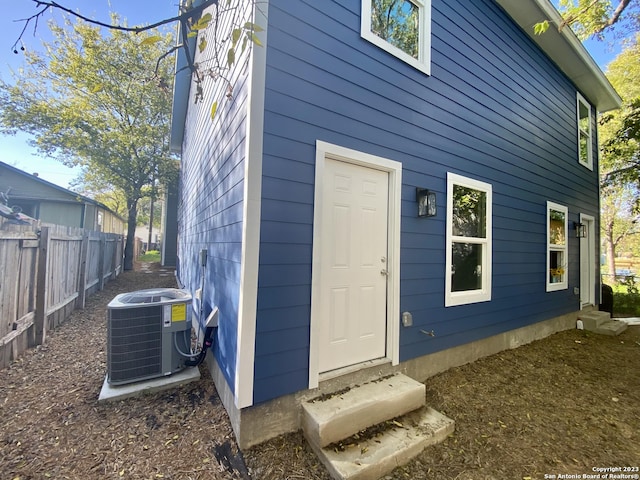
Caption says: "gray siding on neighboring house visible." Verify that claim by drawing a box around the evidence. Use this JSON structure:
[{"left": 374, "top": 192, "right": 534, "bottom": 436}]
[
  {"left": 162, "top": 177, "right": 179, "bottom": 267},
  {"left": 0, "top": 161, "right": 124, "bottom": 232},
  {"left": 251, "top": 0, "right": 600, "bottom": 403},
  {"left": 39, "top": 202, "right": 84, "bottom": 228}
]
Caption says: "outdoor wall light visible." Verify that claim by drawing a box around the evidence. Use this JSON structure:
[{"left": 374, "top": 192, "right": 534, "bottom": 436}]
[
  {"left": 574, "top": 221, "right": 587, "bottom": 238},
  {"left": 416, "top": 188, "right": 437, "bottom": 217}
]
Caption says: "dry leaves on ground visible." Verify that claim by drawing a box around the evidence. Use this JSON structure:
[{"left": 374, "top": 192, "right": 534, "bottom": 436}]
[{"left": 1, "top": 262, "right": 639, "bottom": 479}]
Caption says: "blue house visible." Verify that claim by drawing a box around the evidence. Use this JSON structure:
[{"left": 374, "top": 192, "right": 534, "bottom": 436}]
[{"left": 170, "top": 0, "right": 620, "bottom": 449}]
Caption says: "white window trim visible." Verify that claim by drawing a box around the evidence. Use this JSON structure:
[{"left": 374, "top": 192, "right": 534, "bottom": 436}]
[
  {"left": 546, "top": 201, "right": 568, "bottom": 292},
  {"left": 445, "top": 173, "right": 492, "bottom": 307},
  {"left": 361, "top": 0, "right": 431, "bottom": 76},
  {"left": 577, "top": 92, "right": 593, "bottom": 170}
]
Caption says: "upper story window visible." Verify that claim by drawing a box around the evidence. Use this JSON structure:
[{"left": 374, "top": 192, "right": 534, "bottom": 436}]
[
  {"left": 547, "top": 202, "right": 568, "bottom": 292},
  {"left": 445, "top": 173, "right": 492, "bottom": 307},
  {"left": 361, "top": 0, "right": 431, "bottom": 75},
  {"left": 577, "top": 92, "right": 593, "bottom": 170}
]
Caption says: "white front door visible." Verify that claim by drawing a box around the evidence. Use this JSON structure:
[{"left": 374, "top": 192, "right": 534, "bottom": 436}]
[
  {"left": 579, "top": 214, "right": 596, "bottom": 307},
  {"left": 317, "top": 158, "right": 389, "bottom": 373}
]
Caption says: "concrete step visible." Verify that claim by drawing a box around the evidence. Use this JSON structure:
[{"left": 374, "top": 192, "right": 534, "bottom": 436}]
[
  {"left": 593, "top": 320, "right": 628, "bottom": 336},
  {"left": 309, "top": 406, "right": 455, "bottom": 480},
  {"left": 302, "top": 373, "right": 425, "bottom": 448},
  {"left": 578, "top": 311, "right": 611, "bottom": 330}
]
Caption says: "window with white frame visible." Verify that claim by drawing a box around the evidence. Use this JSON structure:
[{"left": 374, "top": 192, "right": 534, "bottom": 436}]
[
  {"left": 547, "top": 202, "right": 568, "bottom": 292},
  {"left": 361, "top": 0, "right": 431, "bottom": 75},
  {"left": 445, "top": 173, "right": 492, "bottom": 307},
  {"left": 577, "top": 92, "right": 593, "bottom": 169}
]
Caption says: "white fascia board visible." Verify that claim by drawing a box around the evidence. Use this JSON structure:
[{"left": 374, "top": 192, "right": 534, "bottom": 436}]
[{"left": 495, "top": 0, "right": 621, "bottom": 112}]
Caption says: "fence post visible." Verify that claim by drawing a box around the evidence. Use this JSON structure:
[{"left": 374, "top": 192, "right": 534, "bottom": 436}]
[
  {"left": 98, "top": 234, "right": 106, "bottom": 291},
  {"left": 76, "top": 231, "right": 89, "bottom": 309},
  {"left": 111, "top": 235, "right": 118, "bottom": 280},
  {"left": 34, "top": 226, "right": 50, "bottom": 345}
]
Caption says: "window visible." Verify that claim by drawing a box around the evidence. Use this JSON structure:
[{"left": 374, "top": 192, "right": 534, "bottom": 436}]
[
  {"left": 577, "top": 92, "right": 593, "bottom": 169},
  {"left": 361, "top": 0, "right": 431, "bottom": 75},
  {"left": 547, "top": 202, "right": 568, "bottom": 292},
  {"left": 445, "top": 173, "right": 492, "bottom": 306}
]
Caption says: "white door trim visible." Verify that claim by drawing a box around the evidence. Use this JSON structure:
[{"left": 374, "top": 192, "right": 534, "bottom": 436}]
[
  {"left": 309, "top": 140, "right": 402, "bottom": 389},
  {"left": 579, "top": 213, "right": 596, "bottom": 308}
]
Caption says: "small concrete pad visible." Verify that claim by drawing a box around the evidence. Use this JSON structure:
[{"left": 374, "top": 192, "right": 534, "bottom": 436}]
[
  {"left": 98, "top": 366, "right": 200, "bottom": 402},
  {"left": 310, "top": 406, "right": 454, "bottom": 480},
  {"left": 593, "top": 320, "right": 628, "bottom": 336},
  {"left": 616, "top": 317, "right": 640, "bottom": 326},
  {"left": 302, "top": 374, "right": 425, "bottom": 448}
]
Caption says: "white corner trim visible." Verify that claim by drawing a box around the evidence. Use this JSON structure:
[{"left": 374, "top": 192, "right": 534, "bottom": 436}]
[
  {"left": 235, "top": 0, "right": 269, "bottom": 409},
  {"left": 309, "top": 141, "right": 402, "bottom": 389}
]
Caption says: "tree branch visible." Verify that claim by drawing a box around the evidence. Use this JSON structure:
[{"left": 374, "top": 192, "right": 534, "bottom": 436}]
[
  {"left": 602, "top": 0, "right": 632, "bottom": 30},
  {"left": 558, "top": 0, "right": 601, "bottom": 31},
  {"left": 15, "top": 0, "right": 218, "bottom": 47}
]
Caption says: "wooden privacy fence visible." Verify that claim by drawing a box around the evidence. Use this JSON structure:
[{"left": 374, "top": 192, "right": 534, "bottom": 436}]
[{"left": 0, "top": 220, "right": 124, "bottom": 368}]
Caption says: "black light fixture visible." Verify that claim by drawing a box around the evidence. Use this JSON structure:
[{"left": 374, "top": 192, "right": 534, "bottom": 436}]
[
  {"left": 416, "top": 188, "right": 437, "bottom": 217},
  {"left": 574, "top": 221, "right": 587, "bottom": 238}
]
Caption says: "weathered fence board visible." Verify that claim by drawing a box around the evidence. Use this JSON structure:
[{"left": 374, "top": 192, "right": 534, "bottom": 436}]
[{"left": 0, "top": 220, "right": 124, "bottom": 368}]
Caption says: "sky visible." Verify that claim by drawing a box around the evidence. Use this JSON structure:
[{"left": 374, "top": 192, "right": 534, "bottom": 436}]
[
  {"left": 0, "top": 1, "right": 629, "bottom": 190},
  {"left": 0, "top": 0, "right": 179, "bottom": 189}
]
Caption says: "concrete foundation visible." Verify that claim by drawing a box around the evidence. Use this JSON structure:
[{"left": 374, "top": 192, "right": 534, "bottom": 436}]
[{"left": 208, "top": 310, "right": 580, "bottom": 449}]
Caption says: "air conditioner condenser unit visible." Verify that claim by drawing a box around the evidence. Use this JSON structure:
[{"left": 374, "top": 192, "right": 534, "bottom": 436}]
[{"left": 107, "top": 288, "right": 192, "bottom": 385}]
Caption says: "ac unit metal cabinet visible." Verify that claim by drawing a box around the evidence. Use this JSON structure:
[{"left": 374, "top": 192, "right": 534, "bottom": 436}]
[{"left": 107, "top": 288, "right": 192, "bottom": 385}]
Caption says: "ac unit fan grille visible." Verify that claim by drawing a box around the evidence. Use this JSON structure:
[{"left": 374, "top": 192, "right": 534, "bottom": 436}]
[{"left": 108, "top": 305, "right": 163, "bottom": 383}]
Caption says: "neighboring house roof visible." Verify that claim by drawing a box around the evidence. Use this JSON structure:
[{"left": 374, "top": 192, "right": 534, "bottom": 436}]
[
  {"left": 170, "top": 0, "right": 621, "bottom": 153},
  {"left": 0, "top": 160, "right": 125, "bottom": 222},
  {"left": 495, "top": 0, "right": 621, "bottom": 112}
]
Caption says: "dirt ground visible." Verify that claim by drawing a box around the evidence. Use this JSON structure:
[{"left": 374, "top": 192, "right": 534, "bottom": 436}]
[{"left": 1, "top": 262, "right": 639, "bottom": 480}]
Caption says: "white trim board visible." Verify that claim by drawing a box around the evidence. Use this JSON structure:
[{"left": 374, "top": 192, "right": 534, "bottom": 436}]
[{"left": 235, "top": 0, "right": 269, "bottom": 409}]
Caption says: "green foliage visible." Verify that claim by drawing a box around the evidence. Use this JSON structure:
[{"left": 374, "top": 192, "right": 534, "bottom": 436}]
[
  {"left": 556, "top": 0, "right": 614, "bottom": 40},
  {"left": 534, "top": 1, "right": 640, "bottom": 41},
  {"left": 534, "top": 20, "right": 550, "bottom": 35},
  {"left": 370, "top": 0, "right": 419, "bottom": 59},
  {"left": 136, "top": 195, "right": 163, "bottom": 228},
  {"left": 620, "top": 274, "right": 639, "bottom": 294},
  {"left": 139, "top": 250, "right": 161, "bottom": 262},
  {"left": 184, "top": 4, "right": 263, "bottom": 117},
  {"left": 0, "top": 17, "right": 178, "bottom": 269},
  {"left": 605, "top": 278, "right": 640, "bottom": 315},
  {"left": 601, "top": 40, "right": 640, "bottom": 204}
]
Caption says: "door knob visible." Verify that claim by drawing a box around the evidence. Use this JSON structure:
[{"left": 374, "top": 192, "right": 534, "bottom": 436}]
[{"left": 380, "top": 269, "right": 389, "bottom": 276}]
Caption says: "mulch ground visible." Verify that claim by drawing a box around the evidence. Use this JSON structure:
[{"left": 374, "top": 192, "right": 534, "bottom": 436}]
[{"left": 1, "top": 262, "right": 639, "bottom": 479}]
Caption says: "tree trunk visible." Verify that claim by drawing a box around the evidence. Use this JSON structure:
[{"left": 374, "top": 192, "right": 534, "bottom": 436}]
[
  {"left": 124, "top": 199, "right": 138, "bottom": 271},
  {"left": 147, "top": 196, "right": 154, "bottom": 251},
  {"left": 604, "top": 220, "right": 616, "bottom": 283}
]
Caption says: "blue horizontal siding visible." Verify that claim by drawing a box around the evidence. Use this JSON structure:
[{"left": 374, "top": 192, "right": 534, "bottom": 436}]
[
  {"left": 251, "top": 0, "right": 601, "bottom": 404},
  {"left": 177, "top": 9, "right": 254, "bottom": 396},
  {"left": 255, "top": 305, "right": 311, "bottom": 333},
  {"left": 253, "top": 368, "right": 309, "bottom": 404}
]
